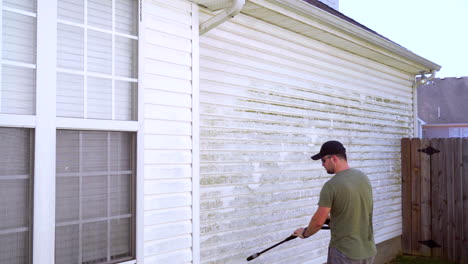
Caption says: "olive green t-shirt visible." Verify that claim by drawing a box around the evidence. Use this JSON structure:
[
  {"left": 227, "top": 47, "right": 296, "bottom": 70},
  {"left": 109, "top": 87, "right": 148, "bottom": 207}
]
[{"left": 318, "top": 168, "right": 377, "bottom": 260}]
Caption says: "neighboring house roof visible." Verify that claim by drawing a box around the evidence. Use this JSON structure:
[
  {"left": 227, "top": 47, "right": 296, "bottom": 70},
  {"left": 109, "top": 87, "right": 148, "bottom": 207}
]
[
  {"left": 194, "top": 0, "right": 440, "bottom": 74},
  {"left": 418, "top": 77, "right": 468, "bottom": 124},
  {"left": 301, "top": 0, "right": 391, "bottom": 42}
]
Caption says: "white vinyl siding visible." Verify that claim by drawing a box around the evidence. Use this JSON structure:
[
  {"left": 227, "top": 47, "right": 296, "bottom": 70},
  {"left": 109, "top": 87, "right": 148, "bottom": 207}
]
[
  {"left": 0, "top": 0, "right": 37, "bottom": 115},
  {"left": 198, "top": 13, "right": 413, "bottom": 264},
  {"left": 142, "top": 0, "right": 198, "bottom": 263}
]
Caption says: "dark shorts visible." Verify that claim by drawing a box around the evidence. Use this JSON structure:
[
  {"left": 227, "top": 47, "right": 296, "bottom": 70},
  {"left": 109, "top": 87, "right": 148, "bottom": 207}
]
[{"left": 327, "top": 247, "right": 375, "bottom": 264}]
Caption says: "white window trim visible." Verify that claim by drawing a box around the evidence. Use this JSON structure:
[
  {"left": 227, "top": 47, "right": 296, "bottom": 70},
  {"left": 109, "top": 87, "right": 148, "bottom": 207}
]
[
  {"left": 1, "top": 0, "right": 142, "bottom": 262},
  {"left": 28, "top": 0, "right": 142, "bottom": 263},
  {"left": 0, "top": 0, "right": 2, "bottom": 113},
  {"left": 0, "top": 114, "right": 36, "bottom": 128},
  {"left": 135, "top": 0, "right": 144, "bottom": 262},
  {"left": 56, "top": 117, "right": 138, "bottom": 132},
  {"left": 33, "top": 1, "right": 58, "bottom": 264},
  {"left": 191, "top": 3, "right": 200, "bottom": 264}
]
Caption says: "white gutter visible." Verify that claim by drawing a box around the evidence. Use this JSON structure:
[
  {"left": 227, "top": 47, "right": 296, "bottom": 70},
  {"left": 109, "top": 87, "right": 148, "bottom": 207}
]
[
  {"left": 412, "top": 70, "right": 436, "bottom": 137},
  {"left": 199, "top": 0, "right": 246, "bottom": 35}
]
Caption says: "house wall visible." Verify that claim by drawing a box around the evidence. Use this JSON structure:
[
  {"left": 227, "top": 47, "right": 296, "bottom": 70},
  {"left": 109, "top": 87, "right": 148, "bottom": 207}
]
[
  {"left": 141, "top": 0, "right": 198, "bottom": 263},
  {"left": 198, "top": 10, "right": 414, "bottom": 263},
  {"left": 422, "top": 126, "right": 468, "bottom": 138},
  {"left": 418, "top": 77, "right": 468, "bottom": 124}
]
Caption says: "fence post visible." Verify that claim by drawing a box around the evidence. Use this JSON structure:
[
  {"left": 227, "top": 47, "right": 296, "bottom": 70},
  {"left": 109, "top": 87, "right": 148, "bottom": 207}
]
[
  {"left": 410, "top": 138, "right": 422, "bottom": 255},
  {"left": 462, "top": 138, "right": 468, "bottom": 264},
  {"left": 420, "top": 138, "right": 432, "bottom": 257},
  {"left": 401, "top": 138, "right": 412, "bottom": 254},
  {"left": 430, "top": 138, "right": 443, "bottom": 258}
]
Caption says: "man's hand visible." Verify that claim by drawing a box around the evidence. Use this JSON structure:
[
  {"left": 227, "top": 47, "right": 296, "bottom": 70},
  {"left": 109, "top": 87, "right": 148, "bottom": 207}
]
[
  {"left": 292, "top": 227, "right": 307, "bottom": 239},
  {"left": 293, "top": 206, "right": 331, "bottom": 239}
]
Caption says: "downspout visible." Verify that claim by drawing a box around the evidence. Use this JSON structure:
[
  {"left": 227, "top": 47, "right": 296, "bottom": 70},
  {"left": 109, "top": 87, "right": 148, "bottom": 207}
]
[
  {"left": 412, "top": 70, "right": 436, "bottom": 137},
  {"left": 199, "top": 0, "right": 246, "bottom": 35}
]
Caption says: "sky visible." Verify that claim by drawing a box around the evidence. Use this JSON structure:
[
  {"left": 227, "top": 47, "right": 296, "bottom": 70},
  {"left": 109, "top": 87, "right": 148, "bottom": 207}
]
[{"left": 339, "top": 0, "right": 468, "bottom": 78}]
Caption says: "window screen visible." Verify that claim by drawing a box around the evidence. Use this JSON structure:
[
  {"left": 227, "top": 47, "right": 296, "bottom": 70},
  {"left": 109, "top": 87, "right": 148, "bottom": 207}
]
[
  {"left": 0, "top": 127, "right": 33, "bottom": 264},
  {"left": 56, "top": 0, "right": 138, "bottom": 120},
  {"left": 55, "top": 130, "right": 135, "bottom": 264},
  {"left": 1, "top": 0, "right": 37, "bottom": 115}
]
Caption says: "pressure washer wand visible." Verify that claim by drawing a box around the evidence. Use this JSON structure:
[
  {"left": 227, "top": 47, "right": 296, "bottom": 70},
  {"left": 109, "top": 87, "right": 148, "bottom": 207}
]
[
  {"left": 246, "top": 220, "right": 330, "bottom": 261},
  {"left": 246, "top": 235, "right": 297, "bottom": 261}
]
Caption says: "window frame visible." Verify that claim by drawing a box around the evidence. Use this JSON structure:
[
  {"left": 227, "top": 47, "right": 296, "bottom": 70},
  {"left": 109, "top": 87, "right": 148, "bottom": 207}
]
[{"left": 0, "top": 0, "right": 143, "bottom": 263}]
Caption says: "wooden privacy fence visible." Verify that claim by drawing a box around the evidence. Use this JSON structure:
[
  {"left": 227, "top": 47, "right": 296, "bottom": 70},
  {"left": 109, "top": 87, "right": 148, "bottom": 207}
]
[{"left": 401, "top": 138, "right": 468, "bottom": 264}]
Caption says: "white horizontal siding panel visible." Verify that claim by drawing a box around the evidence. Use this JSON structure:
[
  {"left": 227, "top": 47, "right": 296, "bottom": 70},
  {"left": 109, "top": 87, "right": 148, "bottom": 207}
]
[
  {"left": 145, "top": 249, "right": 192, "bottom": 264},
  {"left": 144, "top": 105, "right": 192, "bottom": 121},
  {"left": 144, "top": 164, "right": 192, "bottom": 180},
  {"left": 145, "top": 1, "right": 192, "bottom": 25},
  {"left": 144, "top": 178, "right": 192, "bottom": 195},
  {"left": 149, "top": 0, "right": 192, "bottom": 13},
  {"left": 144, "top": 14, "right": 192, "bottom": 39},
  {"left": 143, "top": 75, "right": 192, "bottom": 94},
  {"left": 144, "top": 220, "right": 192, "bottom": 241},
  {"left": 145, "top": 193, "right": 192, "bottom": 210},
  {"left": 144, "top": 235, "right": 192, "bottom": 257},
  {"left": 145, "top": 29, "right": 192, "bottom": 53},
  {"left": 145, "top": 120, "right": 192, "bottom": 135},
  {"left": 145, "top": 89, "right": 192, "bottom": 107},
  {"left": 145, "top": 59, "right": 192, "bottom": 80},
  {"left": 144, "top": 207, "right": 192, "bottom": 225},
  {"left": 145, "top": 150, "right": 192, "bottom": 164},
  {"left": 145, "top": 134, "right": 192, "bottom": 149},
  {"left": 199, "top": 11, "right": 413, "bottom": 264},
  {"left": 148, "top": 44, "right": 192, "bottom": 66},
  {"left": 142, "top": 0, "right": 195, "bottom": 263}
]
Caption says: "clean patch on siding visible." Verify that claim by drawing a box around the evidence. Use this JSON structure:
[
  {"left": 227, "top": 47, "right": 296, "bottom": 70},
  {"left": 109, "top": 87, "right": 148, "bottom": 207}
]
[{"left": 143, "top": 0, "right": 194, "bottom": 263}]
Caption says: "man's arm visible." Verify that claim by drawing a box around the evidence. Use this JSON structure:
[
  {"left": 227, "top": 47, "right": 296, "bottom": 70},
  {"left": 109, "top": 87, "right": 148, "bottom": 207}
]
[{"left": 293, "top": 206, "right": 331, "bottom": 238}]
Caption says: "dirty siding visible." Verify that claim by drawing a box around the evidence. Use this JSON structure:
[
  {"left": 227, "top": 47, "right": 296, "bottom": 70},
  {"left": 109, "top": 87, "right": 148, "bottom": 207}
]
[
  {"left": 142, "top": 0, "right": 195, "bottom": 263},
  {"left": 199, "top": 12, "right": 413, "bottom": 264}
]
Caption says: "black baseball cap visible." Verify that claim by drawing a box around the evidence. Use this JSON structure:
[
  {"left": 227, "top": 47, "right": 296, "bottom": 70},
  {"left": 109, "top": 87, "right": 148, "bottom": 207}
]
[{"left": 311, "top": 140, "right": 346, "bottom": 160}]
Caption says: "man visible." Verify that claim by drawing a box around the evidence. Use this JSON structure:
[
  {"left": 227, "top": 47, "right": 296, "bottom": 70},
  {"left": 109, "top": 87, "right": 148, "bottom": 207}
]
[{"left": 293, "top": 140, "right": 376, "bottom": 264}]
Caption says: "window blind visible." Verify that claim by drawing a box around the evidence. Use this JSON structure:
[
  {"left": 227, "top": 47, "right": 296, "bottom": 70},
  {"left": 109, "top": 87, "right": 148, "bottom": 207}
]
[
  {"left": 0, "top": 127, "right": 33, "bottom": 264},
  {"left": 1, "top": 1, "right": 37, "bottom": 115},
  {"left": 56, "top": 0, "right": 138, "bottom": 121},
  {"left": 56, "top": 130, "right": 135, "bottom": 264}
]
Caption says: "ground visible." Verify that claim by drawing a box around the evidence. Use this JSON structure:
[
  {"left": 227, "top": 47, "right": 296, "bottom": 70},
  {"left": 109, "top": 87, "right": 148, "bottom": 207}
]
[{"left": 389, "top": 255, "right": 456, "bottom": 264}]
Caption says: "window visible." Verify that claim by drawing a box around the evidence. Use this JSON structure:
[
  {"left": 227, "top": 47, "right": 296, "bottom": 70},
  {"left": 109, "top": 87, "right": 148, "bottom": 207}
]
[
  {"left": 1, "top": 0, "right": 139, "bottom": 263},
  {"left": 0, "top": 128, "right": 33, "bottom": 264},
  {"left": 449, "top": 127, "right": 468, "bottom": 138},
  {"left": 0, "top": 1, "right": 36, "bottom": 263},
  {"left": 56, "top": 130, "right": 135, "bottom": 264},
  {"left": 0, "top": 0, "right": 37, "bottom": 115},
  {"left": 54, "top": 1, "right": 139, "bottom": 263},
  {"left": 56, "top": 0, "right": 138, "bottom": 120}
]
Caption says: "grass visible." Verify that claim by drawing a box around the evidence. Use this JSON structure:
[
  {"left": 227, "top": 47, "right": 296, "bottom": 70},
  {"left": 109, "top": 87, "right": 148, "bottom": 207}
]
[{"left": 389, "top": 255, "right": 456, "bottom": 264}]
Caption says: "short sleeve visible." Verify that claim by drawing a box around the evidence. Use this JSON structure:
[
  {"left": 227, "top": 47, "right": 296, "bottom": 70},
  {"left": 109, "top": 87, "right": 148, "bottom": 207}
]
[{"left": 318, "top": 181, "right": 333, "bottom": 208}]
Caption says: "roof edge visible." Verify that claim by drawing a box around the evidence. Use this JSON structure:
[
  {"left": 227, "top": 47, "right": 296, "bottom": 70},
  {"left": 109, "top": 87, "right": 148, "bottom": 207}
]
[{"left": 263, "top": 0, "right": 441, "bottom": 72}]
